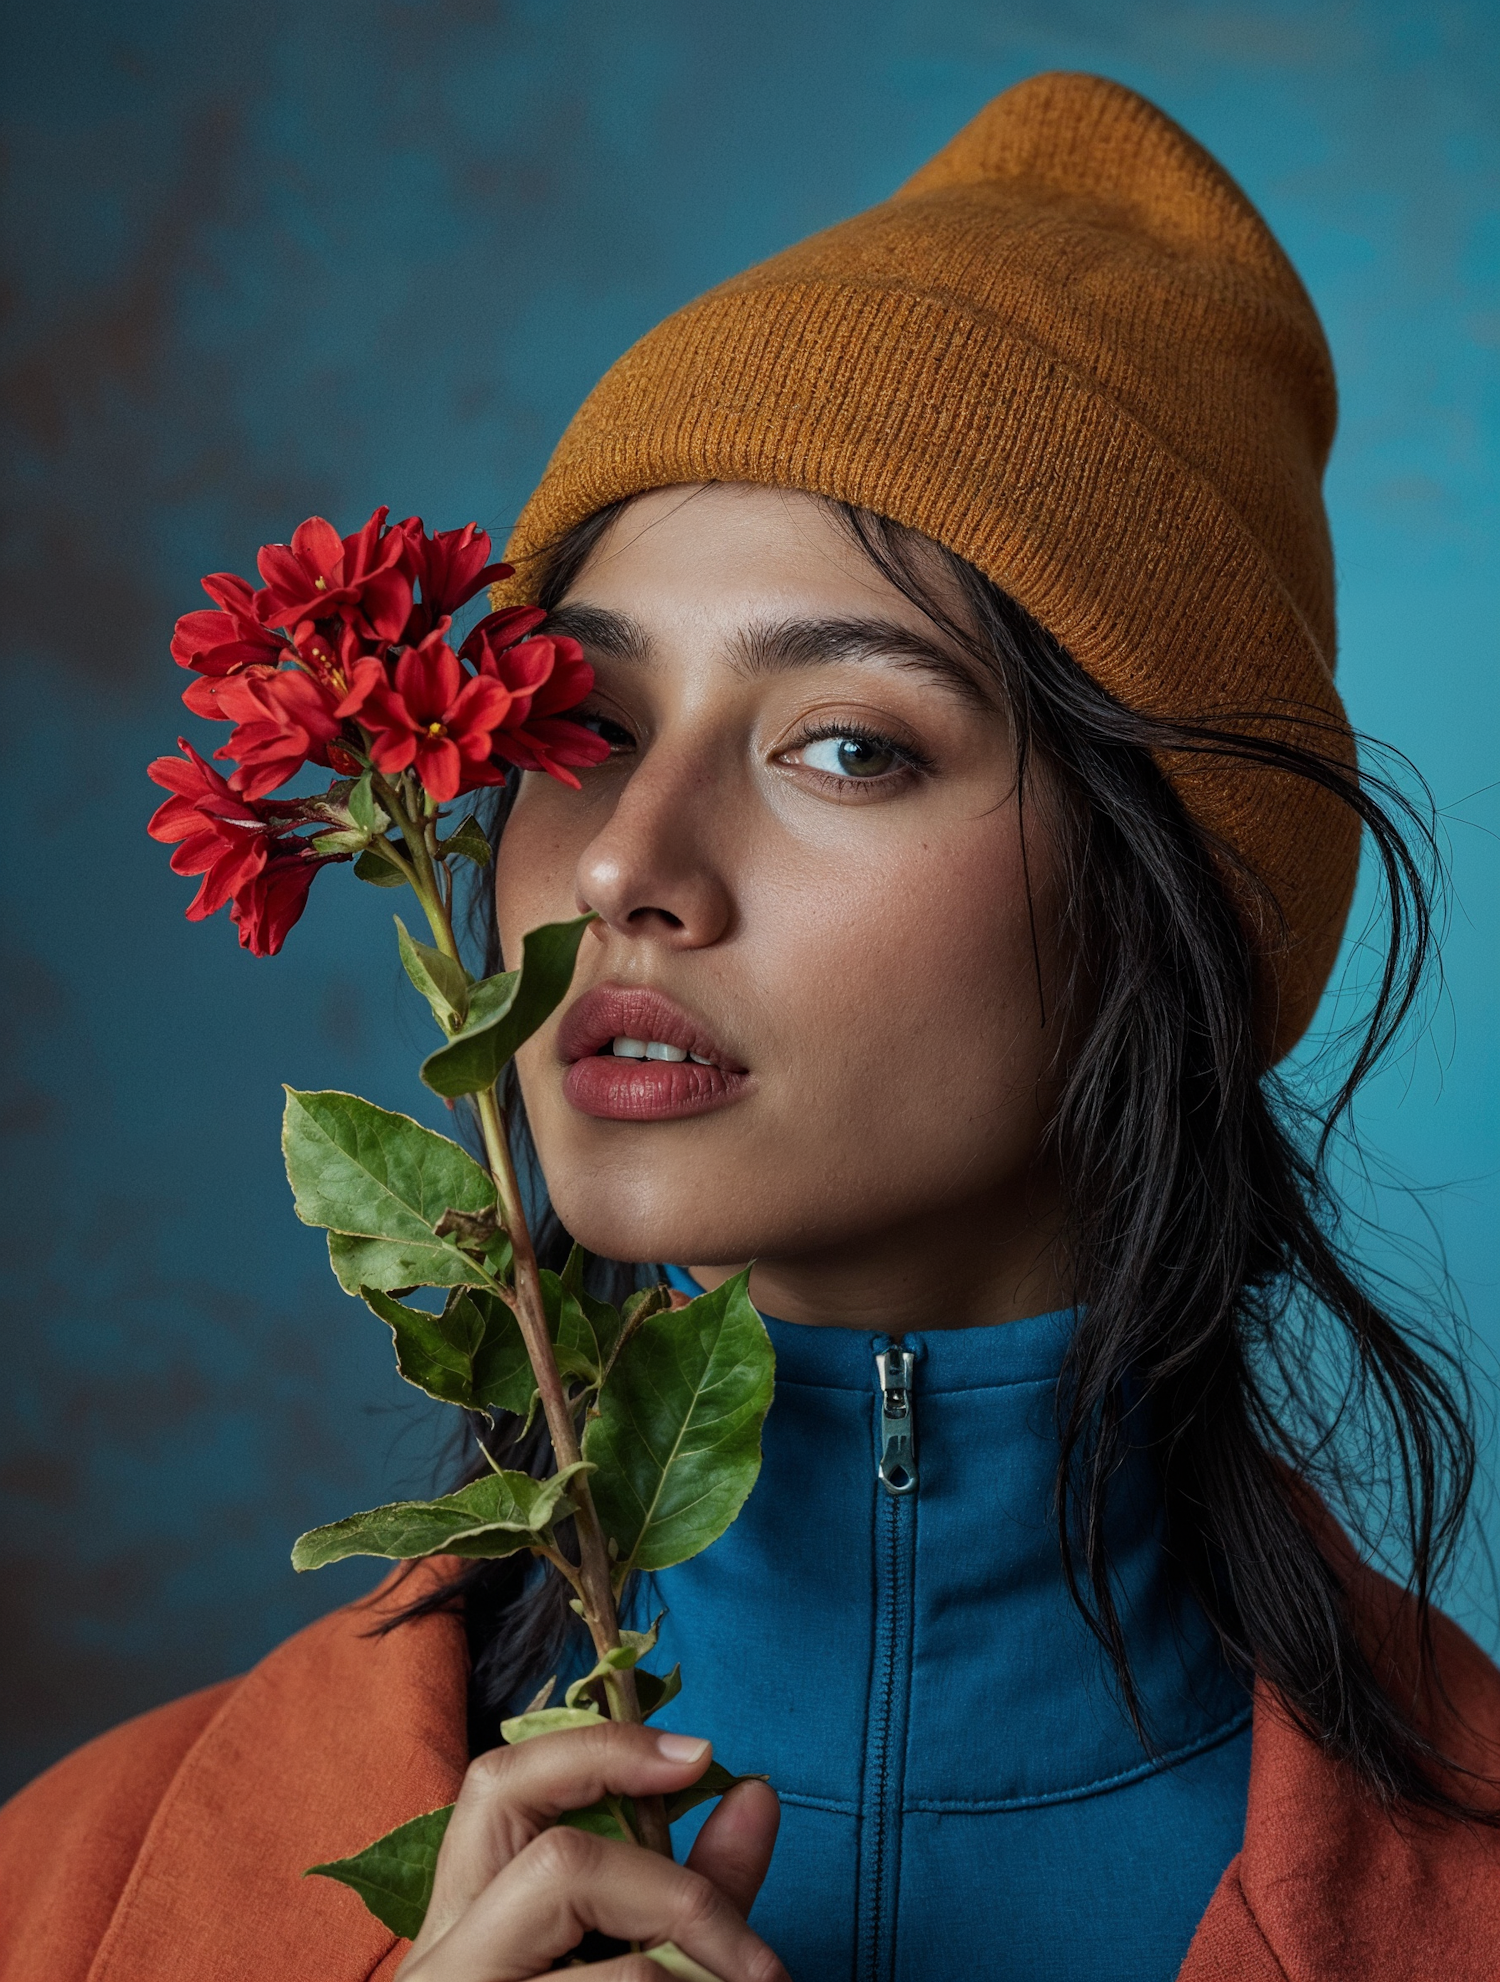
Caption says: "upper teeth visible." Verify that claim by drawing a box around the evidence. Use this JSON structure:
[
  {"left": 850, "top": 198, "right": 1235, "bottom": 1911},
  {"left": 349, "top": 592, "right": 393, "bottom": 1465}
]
[{"left": 612, "top": 1037, "right": 711, "bottom": 1064}]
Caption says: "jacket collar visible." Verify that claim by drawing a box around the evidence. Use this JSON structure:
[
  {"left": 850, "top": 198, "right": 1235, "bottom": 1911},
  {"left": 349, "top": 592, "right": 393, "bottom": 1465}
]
[{"left": 86, "top": 1545, "right": 1500, "bottom": 1980}]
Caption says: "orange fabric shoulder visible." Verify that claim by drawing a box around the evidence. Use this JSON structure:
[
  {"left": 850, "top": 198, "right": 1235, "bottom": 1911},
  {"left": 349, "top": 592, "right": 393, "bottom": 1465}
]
[
  {"left": 1184, "top": 1528, "right": 1500, "bottom": 1980},
  {"left": 0, "top": 1566, "right": 468, "bottom": 1982},
  {"left": 0, "top": 1681, "right": 240, "bottom": 1982},
  {"left": 8, "top": 1541, "right": 1499, "bottom": 1980}
]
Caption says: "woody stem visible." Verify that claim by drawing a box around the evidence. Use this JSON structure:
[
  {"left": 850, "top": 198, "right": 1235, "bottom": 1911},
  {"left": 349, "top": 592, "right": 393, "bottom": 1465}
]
[
  {"left": 387, "top": 805, "right": 671, "bottom": 1857},
  {"left": 471, "top": 1083, "right": 672, "bottom": 1857}
]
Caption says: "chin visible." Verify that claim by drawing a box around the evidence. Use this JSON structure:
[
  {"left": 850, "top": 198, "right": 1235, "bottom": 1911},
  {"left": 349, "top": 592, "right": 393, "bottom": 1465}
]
[{"left": 543, "top": 1171, "right": 767, "bottom": 1270}]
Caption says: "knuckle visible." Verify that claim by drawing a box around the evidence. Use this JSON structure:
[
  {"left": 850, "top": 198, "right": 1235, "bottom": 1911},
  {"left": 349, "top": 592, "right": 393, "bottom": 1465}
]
[
  {"left": 463, "top": 1745, "right": 514, "bottom": 1795},
  {"left": 526, "top": 1821, "right": 596, "bottom": 1884},
  {"left": 578, "top": 1717, "right": 644, "bottom": 1762},
  {"left": 745, "top": 1946, "right": 791, "bottom": 1982},
  {"left": 670, "top": 1866, "right": 725, "bottom": 1937}
]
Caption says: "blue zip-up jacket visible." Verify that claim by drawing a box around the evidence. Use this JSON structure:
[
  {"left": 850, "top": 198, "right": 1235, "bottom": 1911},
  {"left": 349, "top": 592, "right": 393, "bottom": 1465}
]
[{"left": 645, "top": 1279, "right": 1253, "bottom": 1982}]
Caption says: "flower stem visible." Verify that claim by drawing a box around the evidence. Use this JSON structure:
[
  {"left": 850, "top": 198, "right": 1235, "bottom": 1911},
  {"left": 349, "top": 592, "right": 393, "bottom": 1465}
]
[
  {"left": 390, "top": 815, "right": 671, "bottom": 1859},
  {"left": 471, "top": 1086, "right": 674, "bottom": 1856}
]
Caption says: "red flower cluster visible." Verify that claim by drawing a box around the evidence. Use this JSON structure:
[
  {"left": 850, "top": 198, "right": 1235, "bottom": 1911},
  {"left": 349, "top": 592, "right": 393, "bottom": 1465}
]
[
  {"left": 147, "top": 742, "right": 338, "bottom": 956},
  {"left": 172, "top": 509, "right": 605, "bottom": 802},
  {"left": 155, "top": 508, "right": 610, "bottom": 949}
]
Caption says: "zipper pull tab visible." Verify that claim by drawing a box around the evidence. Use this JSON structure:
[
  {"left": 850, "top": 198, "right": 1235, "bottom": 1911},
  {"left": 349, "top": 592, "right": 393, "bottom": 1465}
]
[{"left": 876, "top": 1344, "right": 917, "bottom": 1496}]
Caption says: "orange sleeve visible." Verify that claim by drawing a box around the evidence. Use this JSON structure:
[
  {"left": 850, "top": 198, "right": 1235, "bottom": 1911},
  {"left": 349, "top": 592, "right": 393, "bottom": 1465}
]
[{"left": 0, "top": 1681, "right": 239, "bottom": 1982}]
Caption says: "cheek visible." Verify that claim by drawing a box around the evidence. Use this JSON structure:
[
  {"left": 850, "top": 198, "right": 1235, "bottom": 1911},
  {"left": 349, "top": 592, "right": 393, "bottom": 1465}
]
[
  {"left": 741, "top": 807, "right": 1059, "bottom": 1187},
  {"left": 492, "top": 780, "right": 594, "bottom": 954},
  {"left": 772, "top": 817, "right": 1044, "bottom": 1066}
]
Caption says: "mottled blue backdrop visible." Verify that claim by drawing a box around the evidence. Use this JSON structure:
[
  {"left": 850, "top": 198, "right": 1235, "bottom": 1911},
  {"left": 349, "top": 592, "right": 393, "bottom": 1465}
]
[{"left": 2, "top": 0, "right": 1496, "bottom": 1798}]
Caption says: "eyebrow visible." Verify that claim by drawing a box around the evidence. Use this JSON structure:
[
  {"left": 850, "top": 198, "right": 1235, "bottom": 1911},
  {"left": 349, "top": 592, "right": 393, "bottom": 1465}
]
[
  {"left": 543, "top": 602, "right": 652, "bottom": 665},
  {"left": 543, "top": 603, "right": 990, "bottom": 706}
]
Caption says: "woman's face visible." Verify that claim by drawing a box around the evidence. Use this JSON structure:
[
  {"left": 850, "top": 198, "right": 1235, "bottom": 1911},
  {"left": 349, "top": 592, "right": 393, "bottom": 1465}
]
[{"left": 496, "top": 485, "right": 1069, "bottom": 1329}]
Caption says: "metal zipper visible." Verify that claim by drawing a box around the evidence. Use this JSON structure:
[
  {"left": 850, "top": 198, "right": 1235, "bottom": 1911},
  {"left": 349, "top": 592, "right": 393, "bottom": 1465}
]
[
  {"left": 858, "top": 1342, "right": 918, "bottom": 1982},
  {"left": 876, "top": 1345, "right": 917, "bottom": 1495}
]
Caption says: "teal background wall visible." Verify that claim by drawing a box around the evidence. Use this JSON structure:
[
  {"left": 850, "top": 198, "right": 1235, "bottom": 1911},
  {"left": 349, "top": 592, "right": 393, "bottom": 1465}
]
[{"left": 1, "top": 0, "right": 1495, "bottom": 1797}]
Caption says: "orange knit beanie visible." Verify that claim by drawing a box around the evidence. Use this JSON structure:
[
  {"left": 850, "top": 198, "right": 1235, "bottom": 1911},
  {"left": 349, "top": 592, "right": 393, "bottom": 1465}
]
[{"left": 496, "top": 71, "right": 1360, "bottom": 1059}]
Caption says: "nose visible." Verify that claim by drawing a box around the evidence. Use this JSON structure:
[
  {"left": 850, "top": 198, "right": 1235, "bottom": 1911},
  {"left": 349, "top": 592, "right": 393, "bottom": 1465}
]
[{"left": 575, "top": 743, "right": 735, "bottom": 950}]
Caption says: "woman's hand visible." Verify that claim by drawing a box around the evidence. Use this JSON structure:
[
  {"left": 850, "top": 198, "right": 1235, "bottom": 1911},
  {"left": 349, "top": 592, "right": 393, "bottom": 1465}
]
[{"left": 395, "top": 1722, "right": 787, "bottom": 1982}]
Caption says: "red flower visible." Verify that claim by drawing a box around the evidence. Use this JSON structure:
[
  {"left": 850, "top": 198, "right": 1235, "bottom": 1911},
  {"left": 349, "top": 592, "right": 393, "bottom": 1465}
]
[
  {"left": 459, "top": 603, "right": 546, "bottom": 654},
  {"left": 148, "top": 741, "right": 271, "bottom": 917},
  {"left": 468, "top": 630, "right": 610, "bottom": 787},
  {"left": 398, "top": 518, "right": 511, "bottom": 633},
  {"left": 294, "top": 614, "right": 377, "bottom": 691},
  {"left": 209, "top": 667, "right": 354, "bottom": 800},
  {"left": 255, "top": 508, "right": 412, "bottom": 642},
  {"left": 337, "top": 625, "right": 514, "bottom": 803},
  {"left": 228, "top": 853, "right": 324, "bottom": 958},
  {"left": 147, "top": 741, "right": 336, "bottom": 955},
  {"left": 171, "top": 572, "right": 286, "bottom": 691}
]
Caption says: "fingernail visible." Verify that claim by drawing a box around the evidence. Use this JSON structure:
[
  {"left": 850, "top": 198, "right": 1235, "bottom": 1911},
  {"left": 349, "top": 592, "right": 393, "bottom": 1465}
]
[{"left": 656, "top": 1732, "right": 710, "bottom": 1764}]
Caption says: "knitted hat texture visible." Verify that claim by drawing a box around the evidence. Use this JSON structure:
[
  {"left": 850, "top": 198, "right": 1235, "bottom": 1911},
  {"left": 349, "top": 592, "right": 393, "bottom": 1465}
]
[{"left": 495, "top": 71, "right": 1360, "bottom": 1058}]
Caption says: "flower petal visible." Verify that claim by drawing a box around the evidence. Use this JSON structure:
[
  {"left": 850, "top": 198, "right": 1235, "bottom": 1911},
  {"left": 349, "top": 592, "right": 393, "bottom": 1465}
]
[{"left": 290, "top": 515, "right": 345, "bottom": 581}]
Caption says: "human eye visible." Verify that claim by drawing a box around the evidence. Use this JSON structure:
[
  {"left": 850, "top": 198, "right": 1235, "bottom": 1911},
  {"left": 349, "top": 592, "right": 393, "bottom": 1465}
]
[
  {"left": 780, "top": 721, "right": 927, "bottom": 789},
  {"left": 576, "top": 705, "right": 637, "bottom": 756}
]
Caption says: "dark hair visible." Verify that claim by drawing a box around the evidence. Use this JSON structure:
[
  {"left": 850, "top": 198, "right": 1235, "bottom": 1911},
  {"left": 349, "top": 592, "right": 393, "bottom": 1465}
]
[{"left": 404, "top": 493, "right": 1491, "bottom": 1820}]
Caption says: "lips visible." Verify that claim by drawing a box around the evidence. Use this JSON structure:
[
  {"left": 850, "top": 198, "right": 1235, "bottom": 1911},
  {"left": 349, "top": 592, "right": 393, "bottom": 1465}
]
[{"left": 558, "top": 984, "right": 752, "bottom": 1122}]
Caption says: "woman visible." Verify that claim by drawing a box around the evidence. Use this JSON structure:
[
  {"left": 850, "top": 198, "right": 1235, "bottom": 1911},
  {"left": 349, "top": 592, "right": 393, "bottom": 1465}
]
[{"left": 3, "top": 69, "right": 1498, "bottom": 1982}]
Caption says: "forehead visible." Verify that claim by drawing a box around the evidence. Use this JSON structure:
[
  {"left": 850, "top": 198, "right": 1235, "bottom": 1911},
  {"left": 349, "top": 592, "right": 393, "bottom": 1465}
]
[
  {"left": 561, "top": 485, "right": 952, "bottom": 631},
  {"left": 552, "top": 485, "right": 993, "bottom": 707}
]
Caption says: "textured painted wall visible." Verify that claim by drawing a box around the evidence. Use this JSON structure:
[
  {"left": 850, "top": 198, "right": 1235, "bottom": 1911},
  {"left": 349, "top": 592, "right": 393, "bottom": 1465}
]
[{"left": 2, "top": 0, "right": 1496, "bottom": 1798}]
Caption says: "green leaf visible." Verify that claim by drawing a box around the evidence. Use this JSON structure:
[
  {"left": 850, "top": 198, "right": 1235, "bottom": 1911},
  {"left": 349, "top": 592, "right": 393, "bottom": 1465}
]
[
  {"left": 421, "top": 914, "right": 594, "bottom": 1099},
  {"left": 301, "top": 1768, "right": 759, "bottom": 1951},
  {"left": 621, "top": 1282, "right": 674, "bottom": 1331},
  {"left": 328, "top": 1229, "right": 510, "bottom": 1297},
  {"left": 354, "top": 845, "right": 408, "bottom": 887},
  {"left": 541, "top": 1259, "right": 624, "bottom": 1390},
  {"left": 349, "top": 771, "right": 385, "bottom": 835},
  {"left": 395, "top": 917, "right": 471, "bottom": 1030},
  {"left": 563, "top": 1644, "right": 639, "bottom": 1710},
  {"left": 662, "top": 1760, "right": 766, "bottom": 1825},
  {"left": 555, "top": 1758, "right": 760, "bottom": 1866},
  {"left": 558, "top": 1795, "right": 635, "bottom": 1843},
  {"left": 306, "top": 1803, "right": 453, "bottom": 1942},
  {"left": 362, "top": 1285, "right": 534, "bottom": 1415},
  {"left": 644, "top": 1945, "right": 720, "bottom": 1982},
  {"left": 585, "top": 1272, "right": 774, "bottom": 1578},
  {"left": 283, "top": 1090, "right": 501, "bottom": 1294},
  {"left": 499, "top": 1703, "right": 605, "bottom": 1744},
  {"left": 464, "top": 967, "right": 521, "bottom": 1028},
  {"left": 635, "top": 1663, "right": 682, "bottom": 1719},
  {"left": 292, "top": 1463, "right": 587, "bottom": 1570},
  {"left": 560, "top": 1245, "right": 639, "bottom": 1380},
  {"left": 619, "top": 1615, "right": 664, "bottom": 1657},
  {"left": 311, "top": 828, "right": 371, "bottom": 856},
  {"left": 439, "top": 813, "right": 493, "bottom": 868},
  {"left": 561, "top": 1614, "right": 660, "bottom": 1710}
]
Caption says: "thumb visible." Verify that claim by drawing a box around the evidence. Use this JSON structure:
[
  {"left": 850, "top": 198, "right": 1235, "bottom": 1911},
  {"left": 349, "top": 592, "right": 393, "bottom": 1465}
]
[{"left": 684, "top": 1780, "right": 781, "bottom": 1918}]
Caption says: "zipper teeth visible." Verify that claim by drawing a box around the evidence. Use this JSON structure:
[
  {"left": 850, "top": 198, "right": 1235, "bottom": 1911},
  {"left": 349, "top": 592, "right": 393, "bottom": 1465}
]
[
  {"left": 873, "top": 1500, "right": 901, "bottom": 1951},
  {"left": 861, "top": 1342, "right": 914, "bottom": 1982},
  {"left": 860, "top": 1493, "right": 902, "bottom": 1982}
]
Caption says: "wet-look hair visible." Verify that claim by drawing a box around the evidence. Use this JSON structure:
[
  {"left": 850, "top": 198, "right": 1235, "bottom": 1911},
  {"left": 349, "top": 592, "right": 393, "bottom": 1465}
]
[{"left": 396, "top": 495, "right": 1492, "bottom": 1824}]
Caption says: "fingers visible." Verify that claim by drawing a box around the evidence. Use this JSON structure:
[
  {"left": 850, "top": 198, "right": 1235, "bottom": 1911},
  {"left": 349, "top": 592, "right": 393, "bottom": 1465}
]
[
  {"left": 409, "top": 1826, "right": 789, "bottom": 1982},
  {"left": 417, "top": 1724, "right": 715, "bottom": 1945},
  {"left": 564, "top": 1964, "right": 677, "bottom": 1982},
  {"left": 574, "top": 1958, "right": 718, "bottom": 1982},
  {"left": 686, "top": 1781, "right": 781, "bottom": 1919},
  {"left": 566, "top": 1962, "right": 707, "bottom": 1982}
]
